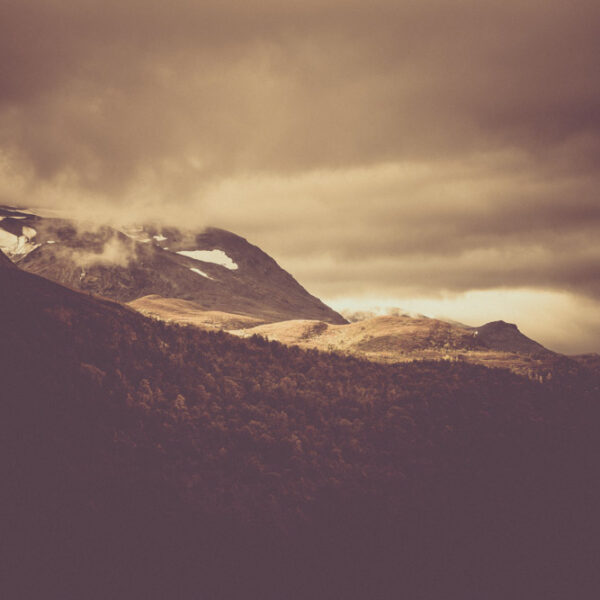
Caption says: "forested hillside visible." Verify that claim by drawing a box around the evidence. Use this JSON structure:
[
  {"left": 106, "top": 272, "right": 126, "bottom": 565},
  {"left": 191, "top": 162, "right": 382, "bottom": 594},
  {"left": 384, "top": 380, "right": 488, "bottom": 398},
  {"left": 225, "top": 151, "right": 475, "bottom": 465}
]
[{"left": 1, "top": 261, "right": 600, "bottom": 599}]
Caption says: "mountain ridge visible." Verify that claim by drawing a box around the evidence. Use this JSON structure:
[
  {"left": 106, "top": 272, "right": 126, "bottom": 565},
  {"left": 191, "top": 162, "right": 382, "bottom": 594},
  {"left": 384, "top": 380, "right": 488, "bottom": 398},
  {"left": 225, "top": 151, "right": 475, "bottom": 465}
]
[{"left": 0, "top": 205, "right": 346, "bottom": 324}]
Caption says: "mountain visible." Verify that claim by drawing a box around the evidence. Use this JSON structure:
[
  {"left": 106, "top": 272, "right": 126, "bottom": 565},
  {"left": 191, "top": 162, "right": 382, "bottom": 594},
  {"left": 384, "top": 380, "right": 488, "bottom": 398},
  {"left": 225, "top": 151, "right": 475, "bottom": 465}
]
[
  {"left": 0, "top": 205, "right": 346, "bottom": 324},
  {"left": 471, "top": 319, "right": 548, "bottom": 354},
  {"left": 230, "top": 313, "right": 580, "bottom": 379},
  {"left": 0, "top": 206, "right": 568, "bottom": 379},
  {"left": 2, "top": 255, "right": 600, "bottom": 599}
]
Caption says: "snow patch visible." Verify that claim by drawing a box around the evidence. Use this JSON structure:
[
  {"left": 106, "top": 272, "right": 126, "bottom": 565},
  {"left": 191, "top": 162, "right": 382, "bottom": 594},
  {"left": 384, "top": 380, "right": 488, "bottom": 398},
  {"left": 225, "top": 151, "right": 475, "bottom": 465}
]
[
  {"left": 153, "top": 234, "right": 167, "bottom": 242},
  {"left": 47, "top": 240, "right": 57, "bottom": 244},
  {"left": 190, "top": 267, "right": 214, "bottom": 280},
  {"left": 22, "top": 226, "right": 37, "bottom": 239},
  {"left": 0, "top": 226, "right": 40, "bottom": 257},
  {"left": 0, "top": 228, "right": 18, "bottom": 248},
  {"left": 177, "top": 249, "right": 238, "bottom": 270}
]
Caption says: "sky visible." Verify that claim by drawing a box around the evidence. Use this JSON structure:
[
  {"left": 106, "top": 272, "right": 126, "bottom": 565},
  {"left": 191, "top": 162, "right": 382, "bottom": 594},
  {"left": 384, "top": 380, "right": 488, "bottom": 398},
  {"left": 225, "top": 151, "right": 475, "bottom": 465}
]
[{"left": 1, "top": 0, "right": 599, "bottom": 353}]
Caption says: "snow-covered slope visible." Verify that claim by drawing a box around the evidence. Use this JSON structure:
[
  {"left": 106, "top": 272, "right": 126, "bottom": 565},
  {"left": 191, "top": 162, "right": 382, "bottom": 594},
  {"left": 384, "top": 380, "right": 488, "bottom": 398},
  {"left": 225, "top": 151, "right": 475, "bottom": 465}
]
[{"left": 0, "top": 206, "right": 346, "bottom": 324}]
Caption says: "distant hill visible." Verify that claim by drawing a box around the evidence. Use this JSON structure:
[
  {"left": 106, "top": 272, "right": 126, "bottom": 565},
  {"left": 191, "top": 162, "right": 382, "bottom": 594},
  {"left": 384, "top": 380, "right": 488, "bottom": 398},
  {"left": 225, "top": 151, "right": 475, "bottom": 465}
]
[
  {"left": 229, "top": 313, "right": 576, "bottom": 379},
  {"left": 133, "top": 292, "right": 587, "bottom": 380},
  {"left": 0, "top": 205, "right": 346, "bottom": 324},
  {"left": 471, "top": 319, "right": 548, "bottom": 354}
]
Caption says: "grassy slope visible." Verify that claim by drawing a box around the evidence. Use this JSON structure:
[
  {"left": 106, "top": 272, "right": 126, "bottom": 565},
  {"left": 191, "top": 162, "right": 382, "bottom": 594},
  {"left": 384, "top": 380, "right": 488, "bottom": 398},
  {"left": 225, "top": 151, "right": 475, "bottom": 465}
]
[{"left": 231, "top": 314, "right": 583, "bottom": 379}]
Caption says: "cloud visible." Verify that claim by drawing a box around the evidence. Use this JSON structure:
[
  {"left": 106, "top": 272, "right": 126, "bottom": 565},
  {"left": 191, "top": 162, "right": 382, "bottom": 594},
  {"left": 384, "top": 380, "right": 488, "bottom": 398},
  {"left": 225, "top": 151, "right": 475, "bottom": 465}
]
[
  {"left": 1, "top": 0, "right": 599, "bottom": 350},
  {"left": 2, "top": 0, "right": 598, "bottom": 186},
  {"left": 71, "top": 234, "right": 136, "bottom": 268},
  {"left": 197, "top": 162, "right": 600, "bottom": 299}
]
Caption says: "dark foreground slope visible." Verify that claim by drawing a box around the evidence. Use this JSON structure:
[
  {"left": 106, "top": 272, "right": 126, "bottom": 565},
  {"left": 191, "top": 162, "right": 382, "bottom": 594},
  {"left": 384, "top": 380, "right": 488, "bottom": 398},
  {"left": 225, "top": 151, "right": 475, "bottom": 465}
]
[{"left": 1, "top": 258, "right": 600, "bottom": 599}]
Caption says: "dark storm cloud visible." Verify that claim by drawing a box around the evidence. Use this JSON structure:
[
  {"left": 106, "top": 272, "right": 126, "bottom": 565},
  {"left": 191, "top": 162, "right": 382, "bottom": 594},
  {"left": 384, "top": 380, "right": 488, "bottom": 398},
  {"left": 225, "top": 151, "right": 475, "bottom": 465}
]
[
  {"left": 2, "top": 0, "right": 599, "bottom": 180},
  {"left": 1, "top": 0, "right": 600, "bottom": 349}
]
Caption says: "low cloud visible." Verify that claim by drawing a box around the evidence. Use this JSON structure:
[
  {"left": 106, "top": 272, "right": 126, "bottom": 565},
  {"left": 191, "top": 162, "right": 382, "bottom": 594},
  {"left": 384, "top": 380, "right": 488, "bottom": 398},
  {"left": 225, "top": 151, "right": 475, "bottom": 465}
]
[{"left": 71, "top": 235, "right": 135, "bottom": 269}]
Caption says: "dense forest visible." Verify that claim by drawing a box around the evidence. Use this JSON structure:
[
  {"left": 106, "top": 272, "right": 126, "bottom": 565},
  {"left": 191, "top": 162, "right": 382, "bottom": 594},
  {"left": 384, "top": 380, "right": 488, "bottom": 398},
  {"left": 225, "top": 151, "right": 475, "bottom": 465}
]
[{"left": 1, "top": 263, "right": 600, "bottom": 599}]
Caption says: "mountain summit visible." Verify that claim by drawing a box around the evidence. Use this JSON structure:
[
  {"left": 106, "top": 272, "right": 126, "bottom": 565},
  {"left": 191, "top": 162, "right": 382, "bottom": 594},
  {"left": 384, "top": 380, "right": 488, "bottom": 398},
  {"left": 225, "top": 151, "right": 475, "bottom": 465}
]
[
  {"left": 470, "top": 320, "right": 547, "bottom": 355},
  {"left": 0, "top": 206, "right": 345, "bottom": 324}
]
